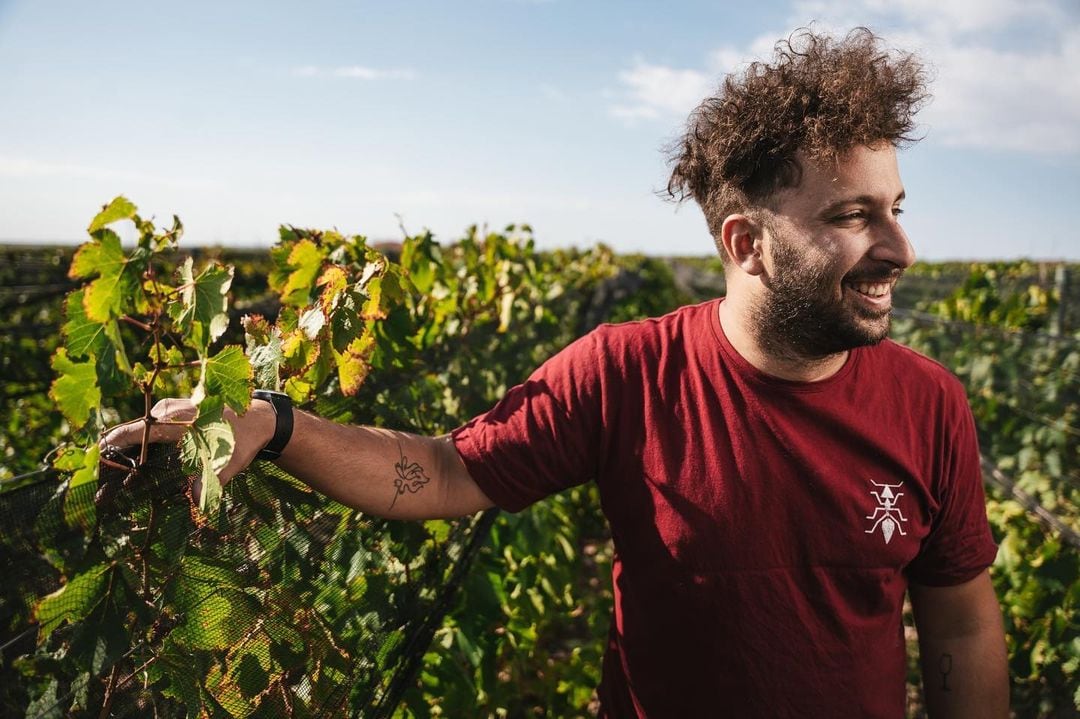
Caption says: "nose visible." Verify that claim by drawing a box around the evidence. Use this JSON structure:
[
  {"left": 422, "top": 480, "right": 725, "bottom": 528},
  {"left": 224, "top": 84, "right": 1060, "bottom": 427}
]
[{"left": 871, "top": 216, "right": 916, "bottom": 270}]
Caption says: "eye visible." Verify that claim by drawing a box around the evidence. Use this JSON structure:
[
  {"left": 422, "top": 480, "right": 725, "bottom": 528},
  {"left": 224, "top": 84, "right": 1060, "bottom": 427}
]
[
  {"left": 832, "top": 210, "right": 867, "bottom": 224},
  {"left": 892, "top": 207, "right": 905, "bottom": 217}
]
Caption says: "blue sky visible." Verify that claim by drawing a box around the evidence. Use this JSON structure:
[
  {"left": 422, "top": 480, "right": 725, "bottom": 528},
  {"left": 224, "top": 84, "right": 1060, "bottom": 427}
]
[{"left": 0, "top": 0, "right": 1078, "bottom": 259}]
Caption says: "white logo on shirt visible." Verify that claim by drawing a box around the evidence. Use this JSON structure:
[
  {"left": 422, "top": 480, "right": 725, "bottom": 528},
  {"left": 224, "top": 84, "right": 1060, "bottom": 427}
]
[{"left": 865, "top": 480, "right": 908, "bottom": 544}]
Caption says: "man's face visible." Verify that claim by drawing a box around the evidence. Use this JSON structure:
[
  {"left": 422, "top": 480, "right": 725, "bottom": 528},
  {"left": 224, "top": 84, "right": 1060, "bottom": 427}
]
[{"left": 752, "top": 143, "right": 915, "bottom": 359}]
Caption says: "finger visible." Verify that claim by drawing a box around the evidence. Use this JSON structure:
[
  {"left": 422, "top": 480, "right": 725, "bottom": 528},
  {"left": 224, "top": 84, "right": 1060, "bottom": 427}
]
[
  {"left": 151, "top": 398, "right": 196, "bottom": 422},
  {"left": 101, "top": 418, "right": 191, "bottom": 451},
  {"left": 101, "top": 400, "right": 197, "bottom": 451},
  {"left": 99, "top": 418, "right": 146, "bottom": 450}
]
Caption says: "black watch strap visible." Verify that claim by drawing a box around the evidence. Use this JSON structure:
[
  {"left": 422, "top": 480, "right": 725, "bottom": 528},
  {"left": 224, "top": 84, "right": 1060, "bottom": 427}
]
[{"left": 253, "top": 390, "right": 293, "bottom": 461}]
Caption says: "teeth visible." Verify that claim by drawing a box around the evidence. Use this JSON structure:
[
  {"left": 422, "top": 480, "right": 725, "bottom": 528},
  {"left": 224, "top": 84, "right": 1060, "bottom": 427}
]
[{"left": 848, "top": 281, "right": 890, "bottom": 298}]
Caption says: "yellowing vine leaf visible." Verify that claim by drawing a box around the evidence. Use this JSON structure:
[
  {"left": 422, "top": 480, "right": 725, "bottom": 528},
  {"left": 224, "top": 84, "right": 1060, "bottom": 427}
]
[
  {"left": 298, "top": 307, "right": 327, "bottom": 340},
  {"left": 69, "top": 230, "right": 141, "bottom": 322},
  {"left": 334, "top": 329, "right": 376, "bottom": 396},
  {"left": 87, "top": 196, "right": 138, "bottom": 233},
  {"left": 284, "top": 375, "right": 313, "bottom": 404},
  {"left": 318, "top": 265, "right": 349, "bottom": 313},
  {"left": 244, "top": 315, "right": 284, "bottom": 391},
  {"left": 280, "top": 239, "right": 324, "bottom": 307},
  {"left": 361, "top": 276, "right": 387, "bottom": 320},
  {"left": 281, "top": 329, "right": 320, "bottom": 371}
]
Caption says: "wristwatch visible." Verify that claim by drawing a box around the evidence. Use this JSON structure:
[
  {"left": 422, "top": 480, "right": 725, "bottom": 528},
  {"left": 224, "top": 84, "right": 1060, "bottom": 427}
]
[{"left": 252, "top": 389, "right": 293, "bottom": 461}]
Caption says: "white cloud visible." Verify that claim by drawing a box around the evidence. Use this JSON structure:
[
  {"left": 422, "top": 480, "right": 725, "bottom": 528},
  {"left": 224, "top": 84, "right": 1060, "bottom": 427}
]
[
  {"left": 926, "top": 30, "right": 1080, "bottom": 152},
  {"left": 608, "top": 33, "right": 792, "bottom": 123},
  {"left": 611, "top": 0, "right": 1080, "bottom": 154},
  {"left": 291, "top": 65, "right": 417, "bottom": 80},
  {"left": 609, "top": 61, "right": 714, "bottom": 123}
]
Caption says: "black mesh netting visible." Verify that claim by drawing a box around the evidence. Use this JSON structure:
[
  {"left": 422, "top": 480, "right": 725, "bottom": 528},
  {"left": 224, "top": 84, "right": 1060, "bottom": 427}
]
[{"left": 0, "top": 444, "right": 496, "bottom": 717}]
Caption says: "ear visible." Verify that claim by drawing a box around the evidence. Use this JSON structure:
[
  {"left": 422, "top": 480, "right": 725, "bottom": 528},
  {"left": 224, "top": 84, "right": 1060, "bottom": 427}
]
[{"left": 719, "top": 214, "right": 765, "bottom": 275}]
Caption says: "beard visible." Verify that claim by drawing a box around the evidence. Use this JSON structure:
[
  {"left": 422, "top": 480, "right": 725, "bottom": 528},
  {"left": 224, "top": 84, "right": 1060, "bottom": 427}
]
[{"left": 751, "top": 231, "right": 901, "bottom": 361}]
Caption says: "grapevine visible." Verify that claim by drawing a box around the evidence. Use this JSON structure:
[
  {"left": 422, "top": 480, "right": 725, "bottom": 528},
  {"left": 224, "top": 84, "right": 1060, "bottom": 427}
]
[{"left": 0, "top": 199, "right": 685, "bottom": 716}]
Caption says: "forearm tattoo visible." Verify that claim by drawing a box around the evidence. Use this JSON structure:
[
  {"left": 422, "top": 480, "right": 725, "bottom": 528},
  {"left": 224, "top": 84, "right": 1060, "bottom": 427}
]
[
  {"left": 388, "top": 441, "right": 432, "bottom": 510},
  {"left": 939, "top": 653, "right": 953, "bottom": 692}
]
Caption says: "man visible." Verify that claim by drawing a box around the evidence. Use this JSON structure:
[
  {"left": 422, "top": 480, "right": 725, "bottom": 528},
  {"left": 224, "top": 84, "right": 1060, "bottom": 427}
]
[{"left": 106, "top": 28, "right": 1008, "bottom": 718}]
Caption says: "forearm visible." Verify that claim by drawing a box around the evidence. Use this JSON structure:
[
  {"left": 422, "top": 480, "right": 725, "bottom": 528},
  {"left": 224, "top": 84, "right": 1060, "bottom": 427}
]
[
  {"left": 911, "top": 574, "right": 1009, "bottom": 718},
  {"left": 274, "top": 409, "right": 494, "bottom": 520},
  {"left": 917, "top": 630, "right": 1008, "bottom": 717},
  {"left": 102, "top": 397, "right": 495, "bottom": 520}
]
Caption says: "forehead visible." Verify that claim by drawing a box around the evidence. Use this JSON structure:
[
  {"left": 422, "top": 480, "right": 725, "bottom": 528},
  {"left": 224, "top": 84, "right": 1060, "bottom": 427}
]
[{"left": 778, "top": 144, "right": 904, "bottom": 212}]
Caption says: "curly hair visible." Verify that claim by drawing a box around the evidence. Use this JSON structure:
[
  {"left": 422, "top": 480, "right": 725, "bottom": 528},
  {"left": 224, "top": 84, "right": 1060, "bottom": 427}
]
[{"left": 666, "top": 27, "right": 929, "bottom": 250}]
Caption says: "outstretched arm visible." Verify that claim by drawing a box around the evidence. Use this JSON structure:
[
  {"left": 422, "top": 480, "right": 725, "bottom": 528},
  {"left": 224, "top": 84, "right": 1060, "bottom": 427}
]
[
  {"left": 102, "top": 397, "right": 495, "bottom": 520},
  {"left": 910, "top": 570, "right": 1009, "bottom": 718}
]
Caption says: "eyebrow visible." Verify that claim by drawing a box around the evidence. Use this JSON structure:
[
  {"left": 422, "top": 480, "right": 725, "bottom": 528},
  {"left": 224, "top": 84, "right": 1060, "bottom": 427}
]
[{"left": 819, "top": 190, "right": 906, "bottom": 217}]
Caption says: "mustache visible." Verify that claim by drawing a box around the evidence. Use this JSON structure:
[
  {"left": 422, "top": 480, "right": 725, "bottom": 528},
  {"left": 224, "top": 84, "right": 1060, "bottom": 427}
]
[{"left": 842, "top": 265, "right": 905, "bottom": 283}]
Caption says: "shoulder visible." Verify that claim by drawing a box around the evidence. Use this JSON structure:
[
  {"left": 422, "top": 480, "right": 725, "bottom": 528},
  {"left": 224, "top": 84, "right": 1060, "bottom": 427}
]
[
  {"left": 862, "top": 339, "right": 968, "bottom": 406},
  {"left": 588, "top": 300, "right": 716, "bottom": 354},
  {"left": 541, "top": 301, "right": 713, "bottom": 383}
]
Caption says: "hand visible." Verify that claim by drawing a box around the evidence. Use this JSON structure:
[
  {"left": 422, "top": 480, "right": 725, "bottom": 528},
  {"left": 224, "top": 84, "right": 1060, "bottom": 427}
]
[{"left": 100, "top": 397, "right": 277, "bottom": 488}]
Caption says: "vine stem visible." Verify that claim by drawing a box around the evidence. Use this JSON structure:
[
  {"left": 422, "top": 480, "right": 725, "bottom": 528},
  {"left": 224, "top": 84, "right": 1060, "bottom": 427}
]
[
  {"left": 120, "top": 315, "right": 153, "bottom": 332},
  {"left": 99, "top": 456, "right": 136, "bottom": 472},
  {"left": 98, "top": 664, "right": 120, "bottom": 719},
  {"left": 140, "top": 505, "right": 158, "bottom": 600},
  {"left": 158, "top": 360, "right": 203, "bottom": 370},
  {"left": 138, "top": 281, "right": 167, "bottom": 467},
  {"left": 139, "top": 384, "right": 153, "bottom": 467}
]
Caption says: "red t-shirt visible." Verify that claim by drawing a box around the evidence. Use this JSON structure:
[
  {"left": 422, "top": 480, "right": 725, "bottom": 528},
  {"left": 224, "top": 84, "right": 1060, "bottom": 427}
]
[{"left": 451, "top": 299, "right": 997, "bottom": 718}]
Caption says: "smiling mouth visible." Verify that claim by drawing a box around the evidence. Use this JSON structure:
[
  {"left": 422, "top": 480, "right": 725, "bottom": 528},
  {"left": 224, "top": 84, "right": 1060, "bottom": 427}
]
[{"left": 844, "top": 280, "right": 893, "bottom": 298}]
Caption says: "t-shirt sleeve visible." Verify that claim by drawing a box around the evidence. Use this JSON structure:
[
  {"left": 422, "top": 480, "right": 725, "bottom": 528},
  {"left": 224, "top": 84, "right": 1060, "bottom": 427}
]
[
  {"left": 451, "top": 331, "right": 609, "bottom": 513},
  {"left": 906, "top": 380, "right": 998, "bottom": 586}
]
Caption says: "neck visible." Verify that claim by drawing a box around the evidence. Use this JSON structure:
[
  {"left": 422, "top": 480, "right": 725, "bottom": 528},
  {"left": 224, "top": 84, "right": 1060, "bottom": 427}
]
[{"left": 718, "top": 297, "right": 848, "bottom": 382}]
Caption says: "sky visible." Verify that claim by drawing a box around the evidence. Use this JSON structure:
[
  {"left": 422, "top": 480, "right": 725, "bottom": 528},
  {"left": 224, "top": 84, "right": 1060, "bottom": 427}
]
[{"left": 0, "top": 0, "right": 1078, "bottom": 260}]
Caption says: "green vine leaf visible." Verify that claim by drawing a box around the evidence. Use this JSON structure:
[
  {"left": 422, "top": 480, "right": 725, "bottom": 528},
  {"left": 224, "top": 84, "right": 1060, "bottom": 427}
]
[
  {"left": 174, "top": 257, "right": 233, "bottom": 348},
  {"left": 49, "top": 348, "right": 101, "bottom": 430},
  {"left": 52, "top": 444, "right": 101, "bottom": 490},
  {"left": 34, "top": 564, "right": 112, "bottom": 639},
  {"left": 180, "top": 396, "right": 235, "bottom": 514},
  {"left": 191, "top": 345, "right": 252, "bottom": 414},
  {"left": 171, "top": 590, "right": 258, "bottom": 652},
  {"left": 62, "top": 289, "right": 109, "bottom": 358},
  {"left": 62, "top": 289, "right": 130, "bottom": 391}
]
